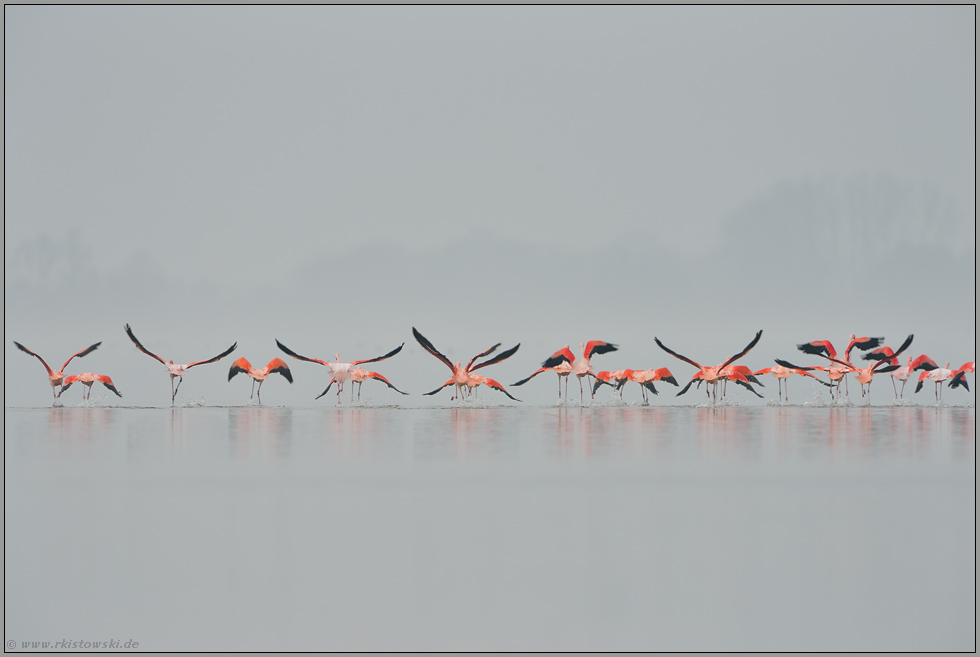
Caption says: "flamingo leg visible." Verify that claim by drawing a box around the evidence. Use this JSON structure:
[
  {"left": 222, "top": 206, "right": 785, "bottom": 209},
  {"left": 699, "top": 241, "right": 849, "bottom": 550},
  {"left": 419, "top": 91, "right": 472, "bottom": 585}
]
[
  {"left": 257, "top": 380, "right": 263, "bottom": 404},
  {"left": 174, "top": 376, "right": 183, "bottom": 404},
  {"left": 250, "top": 379, "right": 256, "bottom": 400}
]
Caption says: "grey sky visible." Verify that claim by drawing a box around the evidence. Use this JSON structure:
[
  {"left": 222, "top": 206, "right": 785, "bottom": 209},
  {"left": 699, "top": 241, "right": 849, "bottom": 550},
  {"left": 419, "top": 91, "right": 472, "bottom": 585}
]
[{"left": 4, "top": 6, "right": 975, "bottom": 407}]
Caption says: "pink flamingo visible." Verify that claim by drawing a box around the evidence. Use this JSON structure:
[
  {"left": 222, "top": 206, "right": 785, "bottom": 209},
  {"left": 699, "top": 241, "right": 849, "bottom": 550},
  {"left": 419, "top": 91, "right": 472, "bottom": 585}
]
[
  {"left": 865, "top": 352, "right": 937, "bottom": 399},
  {"left": 125, "top": 324, "right": 237, "bottom": 405},
  {"left": 276, "top": 340, "right": 404, "bottom": 403},
  {"left": 413, "top": 327, "right": 520, "bottom": 402},
  {"left": 345, "top": 367, "right": 408, "bottom": 401},
  {"left": 754, "top": 363, "right": 832, "bottom": 402},
  {"left": 947, "top": 362, "right": 975, "bottom": 393},
  {"left": 13, "top": 340, "right": 102, "bottom": 399},
  {"left": 58, "top": 373, "right": 122, "bottom": 400},
  {"left": 796, "top": 334, "right": 884, "bottom": 398},
  {"left": 916, "top": 361, "right": 974, "bottom": 402},
  {"left": 228, "top": 357, "right": 292, "bottom": 403},
  {"left": 823, "top": 335, "right": 914, "bottom": 403},
  {"left": 512, "top": 346, "right": 576, "bottom": 398},
  {"left": 656, "top": 331, "right": 763, "bottom": 402}
]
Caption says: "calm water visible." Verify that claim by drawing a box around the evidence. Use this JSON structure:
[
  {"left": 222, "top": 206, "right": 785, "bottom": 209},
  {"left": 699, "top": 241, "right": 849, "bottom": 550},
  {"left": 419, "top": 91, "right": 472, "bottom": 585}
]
[{"left": 4, "top": 405, "right": 975, "bottom": 651}]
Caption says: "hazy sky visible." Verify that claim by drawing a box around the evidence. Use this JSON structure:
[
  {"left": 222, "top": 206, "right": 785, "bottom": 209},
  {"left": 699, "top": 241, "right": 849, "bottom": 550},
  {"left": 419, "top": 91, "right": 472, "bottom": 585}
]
[{"left": 4, "top": 6, "right": 975, "bottom": 407}]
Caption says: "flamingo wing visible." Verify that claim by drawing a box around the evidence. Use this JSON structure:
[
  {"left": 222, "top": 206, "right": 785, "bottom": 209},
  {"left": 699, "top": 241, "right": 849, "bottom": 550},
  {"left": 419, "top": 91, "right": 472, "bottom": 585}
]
[
  {"left": 58, "top": 376, "right": 78, "bottom": 396},
  {"left": 361, "top": 371, "right": 408, "bottom": 395},
  {"left": 542, "top": 346, "right": 576, "bottom": 369},
  {"left": 469, "top": 343, "right": 520, "bottom": 372},
  {"left": 276, "top": 340, "right": 328, "bottom": 366},
  {"left": 464, "top": 343, "right": 501, "bottom": 371},
  {"left": 583, "top": 340, "right": 618, "bottom": 360},
  {"left": 655, "top": 337, "right": 702, "bottom": 371},
  {"left": 948, "top": 371, "right": 970, "bottom": 391},
  {"left": 797, "top": 340, "right": 836, "bottom": 359},
  {"left": 228, "top": 357, "right": 252, "bottom": 381},
  {"left": 413, "top": 328, "right": 456, "bottom": 374},
  {"left": 512, "top": 367, "right": 550, "bottom": 386},
  {"left": 481, "top": 377, "right": 521, "bottom": 402},
  {"left": 186, "top": 342, "right": 238, "bottom": 369},
  {"left": 96, "top": 375, "right": 122, "bottom": 397},
  {"left": 423, "top": 379, "right": 454, "bottom": 396},
  {"left": 314, "top": 379, "right": 336, "bottom": 400},
  {"left": 719, "top": 330, "right": 763, "bottom": 370},
  {"left": 798, "top": 370, "right": 834, "bottom": 386},
  {"left": 775, "top": 359, "right": 824, "bottom": 372},
  {"left": 910, "top": 354, "right": 939, "bottom": 371},
  {"left": 845, "top": 335, "right": 885, "bottom": 360},
  {"left": 643, "top": 381, "right": 659, "bottom": 396},
  {"left": 266, "top": 358, "right": 293, "bottom": 383},
  {"left": 61, "top": 341, "right": 103, "bottom": 371},
  {"left": 592, "top": 375, "right": 614, "bottom": 395},
  {"left": 871, "top": 335, "right": 913, "bottom": 373},
  {"left": 733, "top": 378, "right": 764, "bottom": 398},
  {"left": 862, "top": 346, "right": 896, "bottom": 363},
  {"left": 955, "top": 361, "right": 975, "bottom": 375},
  {"left": 653, "top": 368, "right": 678, "bottom": 386},
  {"left": 352, "top": 343, "right": 405, "bottom": 367},
  {"left": 125, "top": 324, "right": 166, "bottom": 365},
  {"left": 675, "top": 372, "right": 704, "bottom": 396},
  {"left": 13, "top": 341, "right": 54, "bottom": 375}
]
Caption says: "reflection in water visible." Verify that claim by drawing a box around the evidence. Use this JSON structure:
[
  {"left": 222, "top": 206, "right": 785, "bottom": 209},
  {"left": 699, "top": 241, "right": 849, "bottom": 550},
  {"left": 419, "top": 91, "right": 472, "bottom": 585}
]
[
  {"left": 228, "top": 407, "right": 293, "bottom": 459},
  {"left": 21, "top": 406, "right": 975, "bottom": 466},
  {"left": 46, "top": 407, "right": 116, "bottom": 457},
  {"left": 414, "top": 408, "right": 518, "bottom": 461},
  {"left": 6, "top": 405, "right": 974, "bottom": 651}
]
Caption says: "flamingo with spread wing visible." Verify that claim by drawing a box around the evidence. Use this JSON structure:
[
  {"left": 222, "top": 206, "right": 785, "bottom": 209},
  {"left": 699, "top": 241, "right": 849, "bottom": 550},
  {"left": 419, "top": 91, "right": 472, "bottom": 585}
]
[
  {"left": 276, "top": 340, "right": 405, "bottom": 403},
  {"left": 13, "top": 340, "right": 102, "bottom": 400},
  {"left": 413, "top": 327, "right": 520, "bottom": 402},
  {"left": 125, "top": 324, "right": 237, "bottom": 405},
  {"left": 655, "top": 331, "right": 764, "bottom": 402},
  {"left": 228, "top": 357, "right": 292, "bottom": 404}
]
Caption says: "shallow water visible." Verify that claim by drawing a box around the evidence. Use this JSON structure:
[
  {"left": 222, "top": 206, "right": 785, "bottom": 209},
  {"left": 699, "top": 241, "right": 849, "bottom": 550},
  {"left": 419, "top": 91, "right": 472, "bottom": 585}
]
[{"left": 4, "top": 405, "right": 975, "bottom": 651}]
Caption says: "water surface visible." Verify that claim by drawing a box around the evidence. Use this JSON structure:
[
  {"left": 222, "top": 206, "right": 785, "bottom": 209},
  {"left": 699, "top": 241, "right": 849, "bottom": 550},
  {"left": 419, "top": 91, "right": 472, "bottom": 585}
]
[{"left": 4, "top": 405, "right": 975, "bottom": 650}]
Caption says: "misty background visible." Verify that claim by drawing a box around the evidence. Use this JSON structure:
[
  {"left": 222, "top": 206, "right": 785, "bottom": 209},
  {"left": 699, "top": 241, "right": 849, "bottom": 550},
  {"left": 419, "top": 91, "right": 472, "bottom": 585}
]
[{"left": 5, "top": 6, "right": 975, "bottom": 408}]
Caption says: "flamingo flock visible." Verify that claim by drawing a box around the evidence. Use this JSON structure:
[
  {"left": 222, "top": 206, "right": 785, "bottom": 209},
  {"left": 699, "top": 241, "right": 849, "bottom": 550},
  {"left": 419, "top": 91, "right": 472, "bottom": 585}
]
[{"left": 10, "top": 325, "right": 975, "bottom": 407}]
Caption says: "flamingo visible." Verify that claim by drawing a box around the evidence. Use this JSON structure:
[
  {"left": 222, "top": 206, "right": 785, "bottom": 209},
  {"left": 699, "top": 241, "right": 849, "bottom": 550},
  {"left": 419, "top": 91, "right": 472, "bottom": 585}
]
[
  {"left": 947, "top": 362, "right": 975, "bottom": 393},
  {"left": 863, "top": 352, "right": 937, "bottom": 399},
  {"left": 718, "top": 365, "right": 765, "bottom": 400},
  {"left": 754, "top": 363, "right": 833, "bottom": 402},
  {"left": 591, "top": 369, "right": 632, "bottom": 399},
  {"left": 916, "top": 361, "right": 973, "bottom": 402},
  {"left": 521, "top": 341, "right": 618, "bottom": 401},
  {"left": 822, "top": 335, "right": 914, "bottom": 403},
  {"left": 774, "top": 359, "right": 853, "bottom": 401},
  {"left": 464, "top": 372, "right": 520, "bottom": 401},
  {"left": 228, "top": 357, "right": 292, "bottom": 403},
  {"left": 13, "top": 340, "right": 102, "bottom": 399},
  {"left": 343, "top": 367, "right": 408, "bottom": 401},
  {"left": 124, "top": 324, "right": 237, "bottom": 405},
  {"left": 57, "top": 373, "right": 122, "bottom": 400},
  {"left": 626, "top": 367, "right": 679, "bottom": 404},
  {"left": 796, "top": 334, "right": 884, "bottom": 398},
  {"left": 512, "top": 346, "right": 576, "bottom": 398},
  {"left": 276, "top": 340, "right": 404, "bottom": 403},
  {"left": 655, "top": 330, "right": 763, "bottom": 402},
  {"left": 413, "top": 327, "right": 520, "bottom": 402}
]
